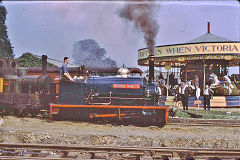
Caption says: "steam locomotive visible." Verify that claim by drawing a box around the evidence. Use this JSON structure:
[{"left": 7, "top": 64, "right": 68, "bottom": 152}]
[
  {"left": 0, "top": 55, "right": 168, "bottom": 126},
  {"left": 0, "top": 56, "right": 55, "bottom": 116},
  {"left": 50, "top": 67, "right": 169, "bottom": 126}
]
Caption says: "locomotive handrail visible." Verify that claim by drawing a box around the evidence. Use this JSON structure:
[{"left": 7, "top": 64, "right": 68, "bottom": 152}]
[
  {"left": 88, "top": 92, "right": 112, "bottom": 105},
  {"left": 91, "top": 96, "right": 152, "bottom": 100}
]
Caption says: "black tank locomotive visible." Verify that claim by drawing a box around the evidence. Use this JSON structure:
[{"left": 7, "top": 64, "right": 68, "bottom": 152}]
[{"left": 0, "top": 56, "right": 54, "bottom": 116}]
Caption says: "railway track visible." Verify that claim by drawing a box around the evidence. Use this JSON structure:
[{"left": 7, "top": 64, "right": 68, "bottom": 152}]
[
  {"left": 37, "top": 109, "right": 240, "bottom": 127},
  {"left": 5, "top": 112, "right": 240, "bottom": 127},
  {"left": 0, "top": 143, "right": 240, "bottom": 159},
  {"left": 37, "top": 113, "right": 240, "bottom": 127},
  {"left": 168, "top": 118, "right": 240, "bottom": 127},
  {"left": 39, "top": 113, "right": 240, "bottom": 127}
]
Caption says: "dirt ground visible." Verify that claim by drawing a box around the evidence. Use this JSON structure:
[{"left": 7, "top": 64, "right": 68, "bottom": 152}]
[{"left": 1, "top": 115, "right": 240, "bottom": 149}]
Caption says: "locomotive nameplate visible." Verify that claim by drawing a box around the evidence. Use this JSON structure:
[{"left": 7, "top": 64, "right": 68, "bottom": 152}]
[{"left": 112, "top": 84, "right": 140, "bottom": 89}]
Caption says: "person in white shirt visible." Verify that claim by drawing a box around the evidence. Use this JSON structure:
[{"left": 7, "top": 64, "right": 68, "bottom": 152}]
[
  {"left": 195, "top": 85, "right": 201, "bottom": 110},
  {"left": 180, "top": 80, "right": 189, "bottom": 110},
  {"left": 203, "top": 85, "right": 214, "bottom": 111},
  {"left": 196, "top": 85, "right": 200, "bottom": 100}
]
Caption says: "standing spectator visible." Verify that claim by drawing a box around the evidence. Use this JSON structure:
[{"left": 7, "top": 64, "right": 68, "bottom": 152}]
[
  {"left": 203, "top": 85, "right": 214, "bottom": 111},
  {"left": 158, "top": 72, "right": 164, "bottom": 80},
  {"left": 195, "top": 85, "right": 201, "bottom": 110},
  {"left": 174, "top": 84, "right": 182, "bottom": 109},
  {"left": 181, "top": 81, "right": 189, "bottom": 110},
  {"left": 169, "top": 72, "right": 175, "bottom": 87},
  {"left": 187, "top": 80, "right": 195, "bottom": 96}
]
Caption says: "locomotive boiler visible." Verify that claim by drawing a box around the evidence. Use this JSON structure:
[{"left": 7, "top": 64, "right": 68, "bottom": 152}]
[
  {"left": 0, "top": 56, "right": 54, "bottom": 116},
  {"left": 50, "top": 67, "right": 169, "bottom": 126}
]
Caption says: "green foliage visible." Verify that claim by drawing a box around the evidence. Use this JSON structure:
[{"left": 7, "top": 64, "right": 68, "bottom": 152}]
[
  {"left": 16, "top": 52, "right": 57, "bottom": 68},
  {"left": 0, "top": 3, "right": 13, "bottom": 58},
  {"left": 175, "top": 110, "right": 191, "bottom": 118}
]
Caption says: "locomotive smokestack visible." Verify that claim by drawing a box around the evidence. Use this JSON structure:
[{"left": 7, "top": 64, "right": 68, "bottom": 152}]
[
  {"left": 42, "top": 55, "right": 47, "bottom": 75},
  {"left": 207, "top": 22, "right": 210, "bottom": 33},
  {"left": 148, "top": 55, "right": 154, "bottom": 83}
]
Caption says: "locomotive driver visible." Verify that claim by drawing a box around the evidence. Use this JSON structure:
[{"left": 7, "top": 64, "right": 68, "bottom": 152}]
[{"left": 59, "top": 57, "right": 74, "bottom": 82}]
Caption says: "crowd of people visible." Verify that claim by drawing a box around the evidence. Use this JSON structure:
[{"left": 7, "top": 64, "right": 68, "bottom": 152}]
[{"left": 157, "top": 74, "right": 214, "bottom": 111}]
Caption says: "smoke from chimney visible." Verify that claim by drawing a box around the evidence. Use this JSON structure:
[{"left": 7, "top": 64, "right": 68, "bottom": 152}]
[{"left": 118, "top": 0, "right": 159, "bottom": 55}]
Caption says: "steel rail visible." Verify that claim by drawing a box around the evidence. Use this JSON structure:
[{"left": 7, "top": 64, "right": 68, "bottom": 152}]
[
  {"left": 169, "top": 118, "right": 240, "bottom": 123},
  {"left": 167, "top": 123, "right": 240, "bottom": 127},
  {"left": 168, "top": 118, "right": 240, "bottom": 127},
  {"left": 0, "top": 143, "right": 240, "bottom": 159}
]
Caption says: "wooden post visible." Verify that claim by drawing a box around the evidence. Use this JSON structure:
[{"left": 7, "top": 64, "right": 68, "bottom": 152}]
[
  {"left": 203, "top": 61, "right": 206, "bottom": 90},
  {"left": 165, "top": 64, "right": 171, "bottom": 97},
  {"left": 185, "top": 64, "right": 188, "bottom": 81}
]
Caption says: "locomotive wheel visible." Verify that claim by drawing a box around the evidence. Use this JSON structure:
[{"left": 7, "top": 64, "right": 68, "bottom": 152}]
[
  {"left": 14, "top": 104, "right": 26, "bottom": 117},
  {"left": 16, "top": 112, "right": 25, "bottom": 117},
  {"left": 30, "top": 112, "right": 38, "bottom": 117},
  {"left": 17, "top": 110, "right": 26, "bottom": 117}
]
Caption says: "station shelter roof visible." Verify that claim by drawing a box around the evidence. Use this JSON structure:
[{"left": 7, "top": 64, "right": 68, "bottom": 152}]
[{"left": 188, "top": 32, "right": 231, "bottom": 43}]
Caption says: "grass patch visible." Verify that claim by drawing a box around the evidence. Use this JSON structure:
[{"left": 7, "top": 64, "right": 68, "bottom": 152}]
[
  {"left": 175, "top": 110, "right": 191, "bottom": 118},
  {"left": 175, "top": 109, "right": 240, "bottom": 119}
]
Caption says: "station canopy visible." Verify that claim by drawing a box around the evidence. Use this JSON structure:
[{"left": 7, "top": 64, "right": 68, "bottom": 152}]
[{"left": 138, "top": 31, "right": 240, "bottom": 67}]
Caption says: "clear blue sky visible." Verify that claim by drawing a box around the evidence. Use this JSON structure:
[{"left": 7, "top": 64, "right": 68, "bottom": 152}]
[{"left": 2, "top": 1, "right": 240, "bottom": 71}]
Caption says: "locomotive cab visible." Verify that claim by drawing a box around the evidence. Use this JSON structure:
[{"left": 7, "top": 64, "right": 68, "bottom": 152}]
[{"left": 1, "top": 75, "right": 19, "bottom": 94}]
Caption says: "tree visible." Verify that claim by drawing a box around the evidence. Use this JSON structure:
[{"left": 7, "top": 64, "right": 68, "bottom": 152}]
[
  {"left": 72, "top": 39, "right": 117, "bottom": 68},
  {"left": 0, "top": 3, "right": 13, "bottom": 58},
  {"left": 16, "top": 52, "right": 57, "bottom": 68}
]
